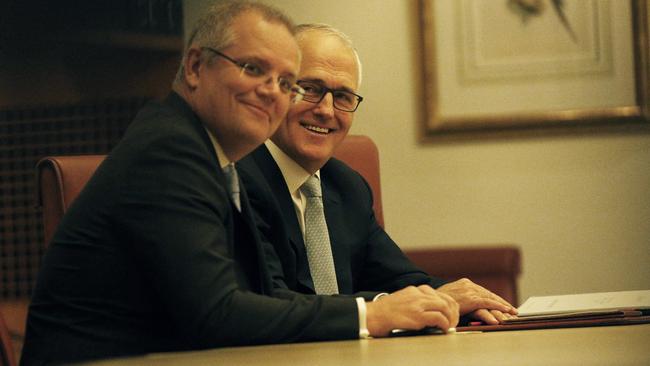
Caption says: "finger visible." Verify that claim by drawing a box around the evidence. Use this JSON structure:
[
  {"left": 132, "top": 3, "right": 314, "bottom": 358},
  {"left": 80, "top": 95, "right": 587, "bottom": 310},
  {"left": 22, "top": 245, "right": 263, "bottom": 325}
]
[
  {"left": 422, "top": 296, "right": 458, "bottom": 328},
  {"left": 416, "top": 284, "right": 437, "bottom": 295},
  {"left": 460, "top": 281, "right": 515, "bottom": 310},
  {"left": 489, "top": 293, "right": 517, "bottom": 312},
  {"left": 480, "top": 290, "right": 511, "bottom": 306},
  {"left": 431, "top": 290, "right": 460, "bottom": 327},
  {"left": 437, "top": 281, "right": 517, "bottom": 315},
  {"left": 489, "top": 309, "right": 509, "bottom": 323},
  {"left": 417, "top": 286, "right": 459, "bottom": 328},
  {"left": 420, "top": 310, "right": 451, "bottom": 331},
  {"left": 416, "top": 285, "right": 457, "bottom": 313},
  {"left": 508, "top": 304, "right": 519, "bottom": 315},
  {"left": 440, "top": 292, "right": 460, "bottom": 328},
  {"left": 472, "top": 297, "right": 516, "bottom": 314},
  {"left": 469, "top": 287, "right": 514, "bottom": 310},
  {"left": 472, "top": 309, "right": 499, "bottom": 325}
]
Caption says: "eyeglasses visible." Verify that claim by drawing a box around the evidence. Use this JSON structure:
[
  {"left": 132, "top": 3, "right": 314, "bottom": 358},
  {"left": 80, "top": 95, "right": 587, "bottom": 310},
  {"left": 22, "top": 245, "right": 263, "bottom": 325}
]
[
  {"left": 296, "top": 80, "right": 363, "bottom": 112},
  {"left": 201, "top": 47, "right": 305, "bottom": 103}
]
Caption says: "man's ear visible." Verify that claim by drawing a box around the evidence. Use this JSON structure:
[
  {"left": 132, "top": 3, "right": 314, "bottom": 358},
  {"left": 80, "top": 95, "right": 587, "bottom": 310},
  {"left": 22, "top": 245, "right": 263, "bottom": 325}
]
[{"left": 184, "top": 47, "right": 203, "bottom": 89}]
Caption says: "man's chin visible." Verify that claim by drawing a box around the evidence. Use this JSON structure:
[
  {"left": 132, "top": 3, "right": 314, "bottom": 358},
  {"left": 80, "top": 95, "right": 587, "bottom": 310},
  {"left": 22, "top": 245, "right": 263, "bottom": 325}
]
[
  {"left": 241, "top": 120, "right": 275, "bottom": 140},
  {"left": 267, "top": 123, "right": 283, "bottom": 139},
  {"left": 236, "top": 132, "right": 272, "bottom": 154},
  {"left": 296, "top": 148, "right": 333, "bottom": 167}
]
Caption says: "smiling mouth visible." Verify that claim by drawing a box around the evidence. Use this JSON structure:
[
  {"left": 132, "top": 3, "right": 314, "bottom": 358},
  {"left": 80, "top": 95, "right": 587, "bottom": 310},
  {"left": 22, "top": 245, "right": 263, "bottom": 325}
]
[
  {"left": 301, "top": 122, "right": 331, "bottom": 134},
  {"left": 242, "top": 102, "right": 270, "bottom": 120}
]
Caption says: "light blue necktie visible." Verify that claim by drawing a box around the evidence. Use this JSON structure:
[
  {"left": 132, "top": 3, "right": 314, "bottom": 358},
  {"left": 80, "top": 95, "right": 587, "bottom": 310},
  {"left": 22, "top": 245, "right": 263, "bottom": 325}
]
[
  {"left": 222, "top": 163, "right": 241, "bottom": 211},
  {"left": 300, "top": 175, "right": 339, "bottom": 295}
]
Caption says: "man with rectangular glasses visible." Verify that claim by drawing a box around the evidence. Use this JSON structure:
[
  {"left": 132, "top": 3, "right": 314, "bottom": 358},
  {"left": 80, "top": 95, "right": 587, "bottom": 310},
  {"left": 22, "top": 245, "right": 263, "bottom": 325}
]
[{"left": 239, "top": 24, "right": 518, "bottom": 329}]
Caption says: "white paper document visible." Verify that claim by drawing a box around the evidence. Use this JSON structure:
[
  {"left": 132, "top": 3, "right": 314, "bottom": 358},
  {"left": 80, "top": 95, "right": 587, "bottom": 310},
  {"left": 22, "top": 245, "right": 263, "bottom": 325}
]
[{"left": 517, "top": 290, "right": 650, "bottom": 317}]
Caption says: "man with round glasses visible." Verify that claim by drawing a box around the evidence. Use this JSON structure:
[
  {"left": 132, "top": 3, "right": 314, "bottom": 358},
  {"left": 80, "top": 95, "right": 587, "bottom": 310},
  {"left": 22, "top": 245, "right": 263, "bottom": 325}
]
[
  {"left": 21, "top": 2, "right": 305, "bottom": 364},
  {"left": 239, "top": 24, "right": 518, "bottom": 328}
]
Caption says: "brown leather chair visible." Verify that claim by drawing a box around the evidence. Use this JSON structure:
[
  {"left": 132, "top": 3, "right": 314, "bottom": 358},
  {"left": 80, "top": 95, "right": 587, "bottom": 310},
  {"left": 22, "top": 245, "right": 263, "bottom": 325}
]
[
  {"left": 0, "top": 309, "right": 16, "bottom": 366},
  {"left": 36, "top": 135, "right": 521, "bottom": 305}
]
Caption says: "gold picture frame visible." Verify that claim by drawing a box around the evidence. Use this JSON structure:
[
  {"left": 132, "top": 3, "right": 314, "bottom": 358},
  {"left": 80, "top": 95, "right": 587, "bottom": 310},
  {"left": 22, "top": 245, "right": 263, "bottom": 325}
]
[{"left": 418, "top": 0, "right": 649, "bottom": 139}]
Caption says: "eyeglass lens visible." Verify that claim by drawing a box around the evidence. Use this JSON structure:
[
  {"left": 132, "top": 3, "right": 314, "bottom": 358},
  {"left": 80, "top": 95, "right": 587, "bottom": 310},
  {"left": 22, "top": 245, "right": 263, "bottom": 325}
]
[{"left": 297, "top": 80, "right": 362, "bottom": 112}]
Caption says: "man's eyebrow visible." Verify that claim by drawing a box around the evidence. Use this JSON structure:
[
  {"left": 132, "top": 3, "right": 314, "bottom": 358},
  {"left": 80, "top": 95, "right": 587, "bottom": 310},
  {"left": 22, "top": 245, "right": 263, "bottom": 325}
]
[
  {"left": 241, "top": 56, "right": 297, "bottom": 79},
  {"left": 301, "top": 78, "right": 355, "bottom": 93},
  {"left": 239, "top": 56, "right": 270, "bottom": 68}
]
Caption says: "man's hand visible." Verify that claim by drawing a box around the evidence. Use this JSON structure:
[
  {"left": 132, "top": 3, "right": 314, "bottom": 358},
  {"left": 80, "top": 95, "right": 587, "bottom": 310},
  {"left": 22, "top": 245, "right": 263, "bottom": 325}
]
[
  {"left": 365, "top": 285, "right": 459, "bottom": 337},
  {"left": 468, "top": 309, "right": 516, "bottom": 324},
  {"left": 437, "top": 278, "right": 518, "bottom": 324}
]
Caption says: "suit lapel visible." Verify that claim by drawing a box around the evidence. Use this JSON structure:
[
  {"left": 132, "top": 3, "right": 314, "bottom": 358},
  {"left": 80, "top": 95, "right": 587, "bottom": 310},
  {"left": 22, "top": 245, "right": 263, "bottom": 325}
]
[
  {"left": 236, "top": 179, "right": 273, "bottom": 294},
  {"left": 251, "top": 146, "right": 305, "bottom": 252},
  {"left": 251, "top": 146, "right": 315, "bottom": 292}
]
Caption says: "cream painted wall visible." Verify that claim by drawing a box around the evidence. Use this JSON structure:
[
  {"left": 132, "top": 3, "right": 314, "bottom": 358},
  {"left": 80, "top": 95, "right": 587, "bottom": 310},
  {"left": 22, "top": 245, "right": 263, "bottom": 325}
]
[{"left": 185, "top": 1, "right": 650, "bottom": 303}]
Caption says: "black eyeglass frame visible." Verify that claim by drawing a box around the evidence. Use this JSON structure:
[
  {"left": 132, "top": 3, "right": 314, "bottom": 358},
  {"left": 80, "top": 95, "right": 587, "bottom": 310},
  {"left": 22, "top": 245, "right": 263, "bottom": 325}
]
[{"left": 296, "top": 80, "right": 363, "bottom": 112}]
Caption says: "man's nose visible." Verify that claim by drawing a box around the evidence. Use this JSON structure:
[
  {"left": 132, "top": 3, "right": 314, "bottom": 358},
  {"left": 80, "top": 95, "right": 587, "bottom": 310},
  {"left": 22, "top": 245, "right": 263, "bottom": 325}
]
[
  {"left": 257, "top": 75, "right": 282, "bottom": 100},
  {"left": 313, "top": 92, "right": 335, "bottom": 118}
]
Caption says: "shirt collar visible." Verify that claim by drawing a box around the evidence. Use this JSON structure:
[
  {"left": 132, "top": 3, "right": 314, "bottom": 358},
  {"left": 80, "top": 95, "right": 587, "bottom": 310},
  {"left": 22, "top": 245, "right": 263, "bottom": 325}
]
[
  {"left": 265, "top": 140, "right": 320, "bottom": 195},
  {"left": 204, "top": 127, "right": 232, "bottom": 169}
]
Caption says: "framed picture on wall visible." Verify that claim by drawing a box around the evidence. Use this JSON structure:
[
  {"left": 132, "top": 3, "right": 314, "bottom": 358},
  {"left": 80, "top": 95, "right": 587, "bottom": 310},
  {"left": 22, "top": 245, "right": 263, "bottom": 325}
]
[{"left": 418, "top": 0, "right": 649, "bottom": 139}]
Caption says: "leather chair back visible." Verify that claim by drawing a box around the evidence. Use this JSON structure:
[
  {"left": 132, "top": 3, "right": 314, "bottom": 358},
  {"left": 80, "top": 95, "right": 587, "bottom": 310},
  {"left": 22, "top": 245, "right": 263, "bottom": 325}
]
[
  {"left": 332, "top": 135, "right": 384, "bottom": 228},
  {"left": 37, "top": 155, "right": 106, "bottom": 246}
]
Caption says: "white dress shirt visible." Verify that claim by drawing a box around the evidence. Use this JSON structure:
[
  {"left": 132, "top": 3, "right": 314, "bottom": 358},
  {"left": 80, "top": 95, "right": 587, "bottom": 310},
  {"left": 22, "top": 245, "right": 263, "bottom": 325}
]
[
  {"left": 205, "top": 127, "right": 232, "bottom": 169},
  {"left": 265, "top": 140, "right": 369, "bottom": 338}
]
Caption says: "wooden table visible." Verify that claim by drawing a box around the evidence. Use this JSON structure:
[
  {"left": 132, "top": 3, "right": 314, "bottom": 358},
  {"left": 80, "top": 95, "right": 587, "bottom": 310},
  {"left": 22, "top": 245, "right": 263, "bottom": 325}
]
[{"left": 81, "top": 324, "right": 650, "bottom": 366}]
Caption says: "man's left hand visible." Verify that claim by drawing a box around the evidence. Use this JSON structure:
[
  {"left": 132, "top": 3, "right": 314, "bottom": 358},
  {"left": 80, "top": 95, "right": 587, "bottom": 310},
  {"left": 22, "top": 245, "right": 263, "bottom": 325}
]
[{"left": 437, "top": 278, "right": 518, "bottom": 324}]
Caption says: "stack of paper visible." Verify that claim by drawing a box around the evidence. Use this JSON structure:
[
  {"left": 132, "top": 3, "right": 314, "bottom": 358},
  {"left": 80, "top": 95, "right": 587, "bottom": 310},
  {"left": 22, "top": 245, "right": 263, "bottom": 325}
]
[
  {"left": 515, "top": 290, "right": 650, "bottom": 316},
  {"left": 457, "top": 289, "right": 650, "bottom": 332}
]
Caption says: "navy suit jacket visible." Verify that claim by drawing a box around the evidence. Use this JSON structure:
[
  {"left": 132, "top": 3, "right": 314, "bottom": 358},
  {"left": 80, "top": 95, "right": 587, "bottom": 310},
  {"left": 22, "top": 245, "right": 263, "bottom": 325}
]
[
  {"left": 21, "top": 93, "right": 358, "bottom": 366},
  {"left": 238, "top": 145, "right": 446, "bottom": 300}
]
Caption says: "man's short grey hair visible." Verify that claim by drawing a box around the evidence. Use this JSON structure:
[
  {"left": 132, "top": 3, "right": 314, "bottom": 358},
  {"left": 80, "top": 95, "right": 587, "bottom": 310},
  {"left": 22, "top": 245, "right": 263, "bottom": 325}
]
[
  {"left": 295, "top": 23, "right": 363, "bottom": 89},
  {"left": 173, "top": 0, "right": 295, "bottom": 87}
]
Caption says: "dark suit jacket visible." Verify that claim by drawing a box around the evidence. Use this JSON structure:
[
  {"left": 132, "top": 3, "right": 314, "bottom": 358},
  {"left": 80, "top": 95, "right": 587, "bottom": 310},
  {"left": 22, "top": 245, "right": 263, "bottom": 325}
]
[
  {"left": 20, "top": 93, "right": 358, "bottom": 366},
  {"left": 238, "top": 145, "right": 446, "bottom": 301}
]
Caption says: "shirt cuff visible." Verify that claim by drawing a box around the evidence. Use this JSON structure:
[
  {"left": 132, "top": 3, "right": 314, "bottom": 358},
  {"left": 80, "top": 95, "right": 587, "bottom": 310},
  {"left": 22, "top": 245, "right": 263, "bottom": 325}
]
[
  {"left": 355, "top": 297, "right": 370, "bottom": 339},
  {"left": 372, "top": 292, "right": 389, "bottom": 302}
]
